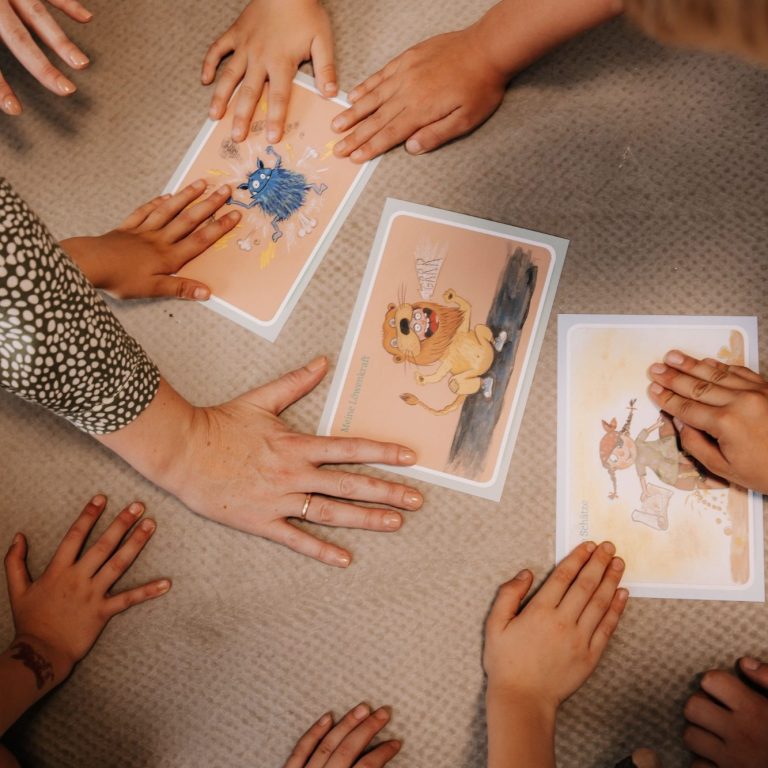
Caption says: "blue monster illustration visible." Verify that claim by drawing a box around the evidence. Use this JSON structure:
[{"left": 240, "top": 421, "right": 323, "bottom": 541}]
[{"left": 227, "top": 145, "right": 327, "bottom": 242}]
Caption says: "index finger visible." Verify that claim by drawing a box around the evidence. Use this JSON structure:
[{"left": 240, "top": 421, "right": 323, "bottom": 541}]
[
  {"left": 47, "top": 495, "right": 106, "bottom": 570},
  {"left": 304, "top": 435, "right": 417, "bottom": 467},
  {"left": 533, "top": 541, "right": 596, "bottom": 608},
  {"left": 661, "top": 350, "right": 762, "bottom": 392},
  {"left": 283, "top": 713, "right": 334, "bottom": 768}
]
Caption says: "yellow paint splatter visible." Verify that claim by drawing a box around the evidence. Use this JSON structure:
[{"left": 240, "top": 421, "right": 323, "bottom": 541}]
[
  {"left": 206, "top": 169, "right": 228, "bottom": 176},
  {"left": 259, "top": 96, "right": 268, "bottom": 113},
  {"left": 320, "top": 139, "right": 337, "bottom": 160},
  {"left": 260, "top": 240, "right": 277, "bottom": 269}
]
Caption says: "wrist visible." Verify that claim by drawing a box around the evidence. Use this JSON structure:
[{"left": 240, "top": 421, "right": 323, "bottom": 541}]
[
  {"left": 59, "top": 236, "right": 107, "bottom": 288},
  {"left": 96, "top": 378, "right": 199, "bottom": 496},
  {"left": 10, "top": 633, "right": 74, "bottom": 688},
  {"left": 486, "top": 681, "right": 559, "bottom": 720}
]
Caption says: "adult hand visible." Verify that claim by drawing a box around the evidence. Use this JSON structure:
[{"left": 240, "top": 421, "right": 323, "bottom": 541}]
[
  {"left": 684, "top": 658, "right": 768, "bottom": 767},
  {"left": 648, "top": 351, "right": 768, "bottom": 493},
  {"left": 0, "top": 0, "right": 92, "bottom": 115},
  {"left": 202, "top": 0, "right": 336, "bottom": 143},
  {"left": 284, "top": 704, "right": 400, "bottom": 768},
  {"left": 61, "top": 179, "right": 241, "bottom": 301},
  {"left": 99, "top": 358, "right": 424, "bottom": 568},
  {"left": 4, "top": 495, "right": 170, "bottom": 683},
  {"left": 484, "top": 540, "right": 628, "bottom": 708},
  {"left": 331, "top": 25, "right": 507, "bottom": 163}
]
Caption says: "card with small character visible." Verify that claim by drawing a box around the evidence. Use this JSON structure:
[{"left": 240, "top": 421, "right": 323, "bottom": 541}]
[
  {"left": 164, "top": 72, "right": 379, "bottom": 341},
  {"left": 318, "top": 198, "right": 567, "bottom": 500},
  {"left": 557, "top": 314, "right": 764, "bottom": 601}
]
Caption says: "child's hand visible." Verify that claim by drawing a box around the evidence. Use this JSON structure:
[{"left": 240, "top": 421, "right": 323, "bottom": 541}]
[
  {"left": 683, "top": 657, "right": 768, "bottom": 767},
  {"left": 331, "top": 25, "right": 507, "bottom": 163},
  {"left": 284, "top": 704, "right": 400, "bottom": 768},
  {"left": 484, "top": 541, "right": 628, "bottom": 709},
  {"left": 202, "top": 0, "right": 336, "bottom": 143},
  {"left": 4, "top": 495, "right": 170, "bottom": 683},
  {"left": 648, "top": 351, "right": 768, "bottom": 493},
  {"left": 61, "top": 181, "right": 241, "bottom": 301},
  {"left": 0, "top": 0, "right": 92, "bottom": 115}
]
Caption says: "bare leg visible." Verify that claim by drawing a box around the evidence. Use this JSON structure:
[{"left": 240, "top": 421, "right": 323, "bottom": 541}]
[{"left": 270, "top": 216, "right": 283, "bottom": 242}]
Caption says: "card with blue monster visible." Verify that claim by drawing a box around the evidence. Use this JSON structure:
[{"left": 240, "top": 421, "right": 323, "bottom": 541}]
[{"left": 165, "top": 73, "right": 379, "bottom": 341}]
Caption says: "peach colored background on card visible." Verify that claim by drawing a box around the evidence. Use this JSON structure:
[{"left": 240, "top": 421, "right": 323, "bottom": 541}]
[
  {"left": 175, "top": 82, "right": 364, "bottom": 324},
  {"left": 564, "top": 324, "right": 750, "bottom": 587},
  {"left": 328, "top": 212, "right": 554, "bottom": 484}
]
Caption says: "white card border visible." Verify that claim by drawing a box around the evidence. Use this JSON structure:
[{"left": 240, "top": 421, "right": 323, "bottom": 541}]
[
  {"left": 163, "top": 71, "right": 379, "bottom": 342},
  {"left": 556, "top": 314, "right": 764, "bottom": 602},
  {"left": 319, "top": 198, "right": 568, "bottom": 501}
]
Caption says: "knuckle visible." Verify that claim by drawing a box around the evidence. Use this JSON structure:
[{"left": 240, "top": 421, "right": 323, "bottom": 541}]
[
  {"left": 709, "top": 367, "right": 729, "bottom": 384},
  {"left": 314, "top": 741, "right": 333, "bottom": 759},
  {"left": 337, "top": 473, "right": 357, "bottom": 498},
  {"left": 692, "top": 380, "right": 712, "bottom": 399},
  {"left": 317, "top": 499, "right": 334, "bottom": 525}
]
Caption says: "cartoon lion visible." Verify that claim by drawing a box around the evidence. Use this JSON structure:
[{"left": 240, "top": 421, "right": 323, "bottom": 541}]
[{"left": 382, "top": 289, "right": 507, "bottom": 415}]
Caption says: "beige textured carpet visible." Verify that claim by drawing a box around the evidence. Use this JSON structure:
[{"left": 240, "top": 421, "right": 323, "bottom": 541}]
[{"left": 2, "top": 1, "right": 768, "bottom": 766}]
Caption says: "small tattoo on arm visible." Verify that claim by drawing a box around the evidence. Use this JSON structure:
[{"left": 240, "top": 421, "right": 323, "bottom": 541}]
[{"left": 11, "top": 642, "right": 54, "bottom": 689}]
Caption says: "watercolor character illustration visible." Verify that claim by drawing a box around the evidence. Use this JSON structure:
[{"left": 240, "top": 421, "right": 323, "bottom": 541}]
[
  {"left": 382, "top": 288, "right": 508, "bottom": 415},
  {"left": 600, "top": 399, "right": 726, "bottom": 530},
  {"left": 227, "top": 145, "right": 327, "bottom": 242}
]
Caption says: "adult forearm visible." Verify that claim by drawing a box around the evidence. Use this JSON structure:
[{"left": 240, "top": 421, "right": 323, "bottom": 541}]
[{"left": 474, "top": 0, "right": 623, "bottom": 80}]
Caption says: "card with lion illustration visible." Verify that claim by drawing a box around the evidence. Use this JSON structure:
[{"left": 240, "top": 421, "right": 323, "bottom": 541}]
[
  {"left": 556, "top": 314, "right": 764, "bottom": 601},
  {"left": 319, "top": 199, "right": 568, "bottom": 500},
  {"left": 164, "top": 72, "right": 379, "bottom": 341}
]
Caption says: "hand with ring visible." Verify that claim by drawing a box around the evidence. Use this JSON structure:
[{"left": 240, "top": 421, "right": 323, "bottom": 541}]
[{"left": 99, "top": 356, "right": 424, "bottom": 568}]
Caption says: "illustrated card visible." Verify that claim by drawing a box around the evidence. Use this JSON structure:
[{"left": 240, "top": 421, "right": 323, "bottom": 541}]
[
  {"left": 319, "top": 199, "right": 568, "bottom": 500},
  {"left": 557, "top": 315, "right": 764, "bottom": 601},
  {"left": 164, "top": 72, "right": 378, "bottom": 341}
]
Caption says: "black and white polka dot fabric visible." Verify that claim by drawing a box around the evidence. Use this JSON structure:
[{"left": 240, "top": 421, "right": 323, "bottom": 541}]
[{"left": 0, "top": 178, "right": 159, "bottom": 434}]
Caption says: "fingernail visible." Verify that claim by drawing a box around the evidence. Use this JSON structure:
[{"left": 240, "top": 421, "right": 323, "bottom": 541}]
[
  {"left": 405, "top": 138, "right": 422, "bottom": 154},
  {"left": 192, "top": 179, "right": 206, "bottom": 190},
  {"left": 227, "top": 211, "right": 241, "bottom": 222},
  {"left": 324, "top": 82, "right": 337, "bottom": 94},
  {"left": 353, "top": 703, "right": 369, "bottom": 719},
  {"left": 650, "top": 363, "right": 666, "bottom": 374},
  {"left": 514, "top": 569, "right": 530, "bottom": 580},
  {"left": 600, "top": 541, "right": 616, "bottom": 555},
  {"left": 742, "top": 657, "right": 760, "bottom": 671},
  {"left": 350, "top": 149, "right": 364, "bottom": 162},
  {"left": 57, "top": 77, "right": 76, "bottom": 95},
  {"left": 267, "top": 130, "right": 279, "bottom": 142},
  {"left": 140, "top": 518, "right": 155, "bottom": 532},
  {"left": 333, "top": 552, "right": 351, "bottom": 568},
  {"left": 611, "top": 557, "right": 625, "bottom": 571},
  {"left": 332, "top": 117, "right": 345, "bottom": 131},
  {"left": 157, "top": 579, "right": 171, "bottom": 593},
  {"left": 673, "top": 416, "right": 684, "bottom": 432},
  {"left": 665, "top": 350, "right": 684, "bottom": 365},
  {"left": 404, "top": 491, "right": 422, "bottom": 509},
  {"left": 585, "top": 541, "right": 596, "bottom": 552},
  {"left": 217, "top": 184, "right": 231, "bottom": 196},
  {"left": 2, "top": 96, "right": 21, "bottom": 115},
  {"left": 12, "top": 533, "right": 22, "bottom": 546},
  {"left": 318, "top": 712, "right": 332, "bottom": 725},
  {"left": 68, "top": 51, "right": 89, "bottom": 68},
  {"left": 399, "top": 448, "right": 417, "bottom": 464},
  {"left": 233, "top": 129, "right": 246, "bottom": 142},
  {"left": 383, "top": 513, "right": 401, "bottom": 530},
  {"left": 649, "top": 382, "right": 663, "bottom": 394},
  {"left": 91, "top": 494, "right": 106, "bottom": 507},
  {"left": 128, "top": 502, "right": 144, "bottom": 516},
  {"left": 618, "top": 588, "right": 630, "bottom": 603},
  {"left": 374, "top": 707, "right": 390, "bottom": 721},
  {"left": 161, "top": 194, "right": 171, "bottom": 200},
  {"left": 334, "top": 140, "right": 347, "bottom": 156},
  {"left": 193, "top": 287, "right": 210, "bottom": 300},
  {"left": 306, "top": 355, "right": 327, "bottom": 372}
]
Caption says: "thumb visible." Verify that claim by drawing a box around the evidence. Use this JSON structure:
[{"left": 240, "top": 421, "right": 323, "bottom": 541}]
[
  {"left": 4, "top": 533, "right": 31, "bottom": 600},
  {"left": 674, "top": 417, "right": 730, "bottom": 479},
  {"left": 248, "top": 356, "right": 329, "bottom": 415},
  {"left": 485, "top": 570, "right": 534, "bottom": 634},
  {"left": 151, "top": 276, "right": 211, "bottom": 302},
  {"left": 740, "top": 657, "right": 768, "bottom": 689}
]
